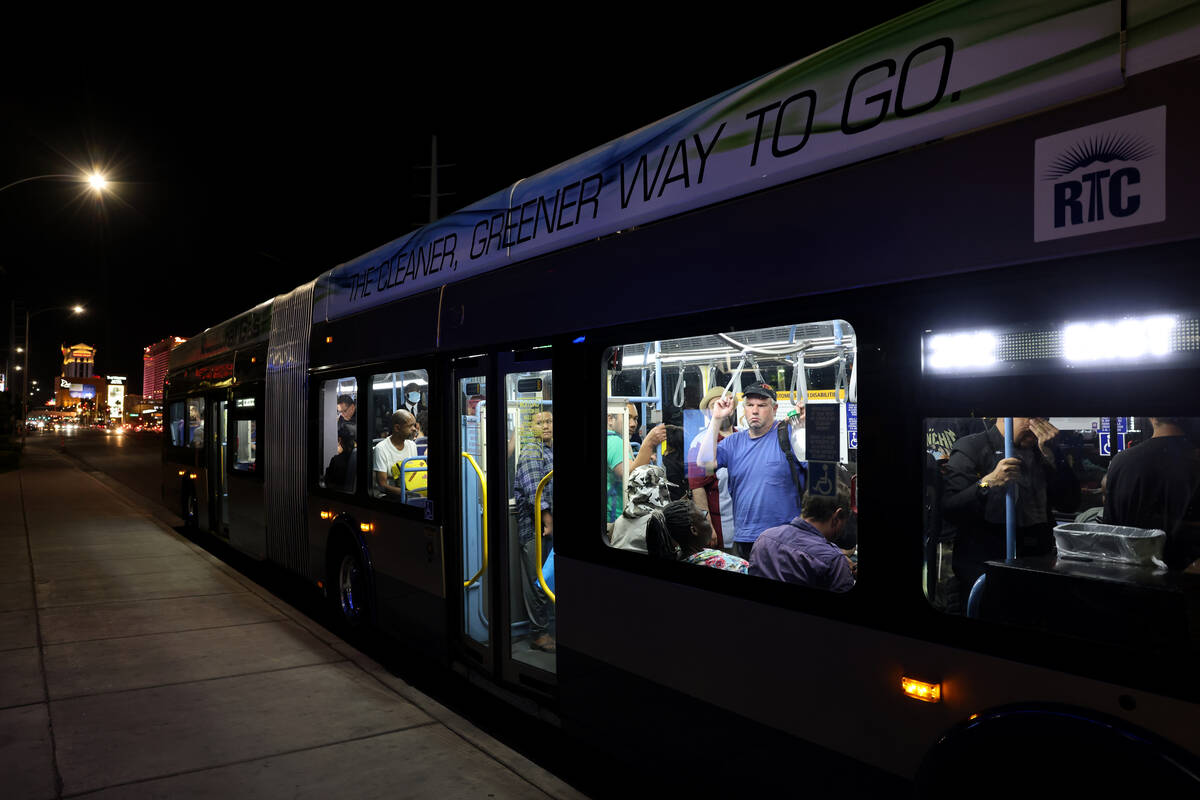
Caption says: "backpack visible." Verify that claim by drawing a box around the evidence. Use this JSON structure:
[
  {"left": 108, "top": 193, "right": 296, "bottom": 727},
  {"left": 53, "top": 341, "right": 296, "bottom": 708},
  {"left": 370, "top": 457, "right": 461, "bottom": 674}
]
[{"left": 776, "top": 421, "right": 806, "bottom": 496}]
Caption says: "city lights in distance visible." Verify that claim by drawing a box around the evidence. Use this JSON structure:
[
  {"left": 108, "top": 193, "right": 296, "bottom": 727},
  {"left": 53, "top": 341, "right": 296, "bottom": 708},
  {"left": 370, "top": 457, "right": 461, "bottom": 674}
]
[
  {"left": 926, "top": 331, "right": 998, "bottom": 370},
  {"left": 88, "top": 173, "right": 107, "bottom": 191},
  {"left": 1062, "top": 315, "right": 1176, "bottom": 363}
]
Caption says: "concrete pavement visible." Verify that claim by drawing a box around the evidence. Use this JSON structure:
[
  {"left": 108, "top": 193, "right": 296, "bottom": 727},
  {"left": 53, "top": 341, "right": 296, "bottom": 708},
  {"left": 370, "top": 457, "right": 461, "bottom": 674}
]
[{"left": 0, "top": 444, "right": 587, "bottom": 799}]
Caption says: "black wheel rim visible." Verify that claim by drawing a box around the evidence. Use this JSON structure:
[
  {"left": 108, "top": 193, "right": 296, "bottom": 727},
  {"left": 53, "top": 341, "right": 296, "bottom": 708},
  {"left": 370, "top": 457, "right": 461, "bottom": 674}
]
[{"left": 338, "top": 554, "right": 363, "bottom": 622}]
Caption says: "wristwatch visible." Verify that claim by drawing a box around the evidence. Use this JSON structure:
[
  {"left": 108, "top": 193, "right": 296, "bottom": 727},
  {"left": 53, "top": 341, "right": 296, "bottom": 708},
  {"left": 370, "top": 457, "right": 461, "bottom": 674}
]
[{"left": 977, "top": 479, "right": 990, "bottom": 495}]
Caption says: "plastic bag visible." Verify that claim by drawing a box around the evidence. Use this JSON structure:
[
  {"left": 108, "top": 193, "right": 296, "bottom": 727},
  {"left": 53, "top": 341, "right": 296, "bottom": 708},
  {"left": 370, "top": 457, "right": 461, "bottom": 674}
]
[{"left": 1053, "top": 522, "right": 1167, "bottom": 568}]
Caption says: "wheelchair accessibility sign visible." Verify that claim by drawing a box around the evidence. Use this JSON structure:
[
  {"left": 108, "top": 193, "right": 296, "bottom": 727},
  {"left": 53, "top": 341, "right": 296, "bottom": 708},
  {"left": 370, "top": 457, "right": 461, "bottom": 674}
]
[{"left": 809, "top": 461, "right": 838, "bottom": 497}]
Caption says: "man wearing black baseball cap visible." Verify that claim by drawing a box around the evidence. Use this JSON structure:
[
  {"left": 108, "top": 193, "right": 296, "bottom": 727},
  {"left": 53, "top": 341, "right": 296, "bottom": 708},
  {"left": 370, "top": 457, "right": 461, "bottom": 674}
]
[{"left": 697, "top": 382, "right": 805, "bottom": 559}]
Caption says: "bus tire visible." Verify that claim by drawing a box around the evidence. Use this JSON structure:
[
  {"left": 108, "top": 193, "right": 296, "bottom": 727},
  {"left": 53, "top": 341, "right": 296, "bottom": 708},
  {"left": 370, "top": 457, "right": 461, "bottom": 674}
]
[
  {"left": 330, "top": 540, "right": 370, "bottom": 629},
  {"left": 183, "top": 488, "right": 198, "bottom": 531},
  {"left": 916, "top": 704, "right": 1200, "bottom": 796}
]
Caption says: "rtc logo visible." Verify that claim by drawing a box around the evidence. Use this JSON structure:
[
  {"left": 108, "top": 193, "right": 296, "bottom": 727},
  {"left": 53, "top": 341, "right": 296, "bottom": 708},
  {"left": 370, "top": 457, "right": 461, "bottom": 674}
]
[{"left": 1034, "top": 106, "right": 1165, "bottom": 242}]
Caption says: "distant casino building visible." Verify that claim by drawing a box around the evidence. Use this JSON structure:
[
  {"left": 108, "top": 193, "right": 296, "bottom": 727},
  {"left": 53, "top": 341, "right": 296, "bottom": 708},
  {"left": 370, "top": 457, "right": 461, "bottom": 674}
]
[
  {"left": 142, "top": 336, "right": 186, "bottom": 401},
  {"left": 54, "top": 344, "right": 106, "bottom": 421},
  {"left": 62, "top": 343, "right": 96, "bottom": 378}
]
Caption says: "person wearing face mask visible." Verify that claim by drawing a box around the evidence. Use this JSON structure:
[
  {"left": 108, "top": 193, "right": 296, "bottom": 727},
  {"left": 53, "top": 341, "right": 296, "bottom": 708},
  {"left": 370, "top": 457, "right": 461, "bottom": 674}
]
[
  {"left": 943, "top": 417, "right": 1081, "bottom": 597},
  {"left": 401, "top": 384, "right": 426, "bottom": 417}
]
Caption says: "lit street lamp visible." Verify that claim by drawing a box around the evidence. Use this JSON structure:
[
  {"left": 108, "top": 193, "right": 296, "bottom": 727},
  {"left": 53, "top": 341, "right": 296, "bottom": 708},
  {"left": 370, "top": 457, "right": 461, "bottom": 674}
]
[
  {"left": 1, "top": 172, "right": 109, "bottom": 195},
  {"left": 3, "top": 169, "right": 106, "bottom": 444}
]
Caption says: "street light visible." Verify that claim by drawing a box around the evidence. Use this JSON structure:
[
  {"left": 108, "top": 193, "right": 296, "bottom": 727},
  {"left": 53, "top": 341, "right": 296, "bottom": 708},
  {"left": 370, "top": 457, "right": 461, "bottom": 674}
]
[
  {"left": 21, "top": 304, "right": 86, "bottom": 446},
  {"left": 0, "top": 172, "right": 109, "bottom": 194}
]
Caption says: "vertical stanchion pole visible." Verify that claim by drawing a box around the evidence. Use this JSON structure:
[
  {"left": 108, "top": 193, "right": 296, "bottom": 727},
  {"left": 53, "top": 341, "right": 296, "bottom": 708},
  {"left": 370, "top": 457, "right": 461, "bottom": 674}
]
[{"left": 1004, "top": 417, "right": 1016, "bottom": 560}]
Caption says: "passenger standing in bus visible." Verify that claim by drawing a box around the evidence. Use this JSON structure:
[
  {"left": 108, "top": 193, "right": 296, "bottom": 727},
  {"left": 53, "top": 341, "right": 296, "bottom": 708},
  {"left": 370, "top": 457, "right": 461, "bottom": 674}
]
[
  {"left": 401, "top": 383, "right": 426, "bottom": 418},
  {"left": 943, "top": 418, "right": 1079, "bottom": 597},
  {"left": 514, "top": 410, "right": 555, "bottom": 652},
  {"left": 748, "top": 488, "right": 854, "bottom": 591},
  {"left": 606, "top": 410, "right": 665, "bottom": 524},
  {"left": 372, "top": 409, "right": 418, "bottom": 500},
  {"left": 628, "top": 403, "right": 643, "bottom": 445},
  {"left": 1103, "top": 417, "right": 1200, "bottom": 570},
  {"left": 698, "top": 383, "right": 804, "bottom": 559},
  {"left": 336, "top": 394, "right": 357, "bottom": 438},
  {"left": 688, "top": 387, "right": 737, "bottom": 549}
]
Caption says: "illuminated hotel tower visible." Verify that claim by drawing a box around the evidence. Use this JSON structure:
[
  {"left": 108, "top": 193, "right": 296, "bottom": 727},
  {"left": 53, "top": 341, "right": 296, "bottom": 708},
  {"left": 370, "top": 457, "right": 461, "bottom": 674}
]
[
  {"left": 142, "top": 336, "right": 186, "bottom": 401},
  {"left": 61, "top": 343, "right": 96, "bottom": 378}
]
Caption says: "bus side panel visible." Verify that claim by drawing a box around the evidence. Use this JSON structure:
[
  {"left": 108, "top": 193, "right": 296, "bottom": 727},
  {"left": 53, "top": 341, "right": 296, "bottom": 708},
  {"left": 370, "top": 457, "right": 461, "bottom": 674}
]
[
  {"left": 557, "top": 557, "right": 1200, "bottom": 781},
  {"left": 557, "top": 645, "right": 909, "bottom": 795},
  {"left": 228, "top": 473, "right": 266, "bottom": 559}
]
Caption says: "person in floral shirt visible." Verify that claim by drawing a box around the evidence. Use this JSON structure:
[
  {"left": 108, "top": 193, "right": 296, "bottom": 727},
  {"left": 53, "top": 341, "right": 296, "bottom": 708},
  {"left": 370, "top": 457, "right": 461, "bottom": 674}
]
[{"left": 647, "top": 498, "right": 749, "bottom": 574}]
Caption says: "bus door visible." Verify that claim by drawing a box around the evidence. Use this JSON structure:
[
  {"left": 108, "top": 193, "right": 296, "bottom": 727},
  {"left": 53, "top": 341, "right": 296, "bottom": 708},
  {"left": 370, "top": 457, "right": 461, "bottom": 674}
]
[
  {"left": 455, "top": 359, "right": 492, "bottom": 666},
  {"left": 208, "top": 396, "right": 230, "bottom": 537},
  {"left": 453, "top": 352, "right": 558, "bottom": 693},
  {"left": 227, "top": 390, "right": 265, "bottom": 558},
  {"left": 499, "top": 353, "right": 557, "bottom": 690}
]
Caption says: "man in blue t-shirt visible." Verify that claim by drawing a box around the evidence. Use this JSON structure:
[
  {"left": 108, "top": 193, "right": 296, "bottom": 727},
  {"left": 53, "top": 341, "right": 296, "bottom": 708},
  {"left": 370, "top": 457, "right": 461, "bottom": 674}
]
[{"left": 698, "top": 382, "right": 804, "bottom": 559}]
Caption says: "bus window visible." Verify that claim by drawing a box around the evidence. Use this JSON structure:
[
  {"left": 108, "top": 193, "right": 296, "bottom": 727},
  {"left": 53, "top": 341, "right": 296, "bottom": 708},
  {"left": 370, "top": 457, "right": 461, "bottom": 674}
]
[
  {"left": 185, "top": 398, "right": 205, "bottom": 449},
  {"left": 925, "top": 416, "right": 1200, "bottom": 646},
  {"left": 604, "top": 321, "right": 858, "bottom": 593},
  {"left": 368, "top": 369, "right": 429, "bottom": 507},
  {"left": 168, "top": 400, "right": 186, "bottom": 446},
  {"left": 233, "top": 419, "right": 257, "bottom": 473},
  {"left": 318, "top": 376, "right": 357, "bottom": 494}
]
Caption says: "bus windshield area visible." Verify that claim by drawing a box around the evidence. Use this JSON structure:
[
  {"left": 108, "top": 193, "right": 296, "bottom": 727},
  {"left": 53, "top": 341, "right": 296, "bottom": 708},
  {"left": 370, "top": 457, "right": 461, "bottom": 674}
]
[
  {"left": 604, "top": 321, "right": 858, "bottom": 593},
  {"left": 925, "top": 416, "right": 1200, "bottom": 647}
]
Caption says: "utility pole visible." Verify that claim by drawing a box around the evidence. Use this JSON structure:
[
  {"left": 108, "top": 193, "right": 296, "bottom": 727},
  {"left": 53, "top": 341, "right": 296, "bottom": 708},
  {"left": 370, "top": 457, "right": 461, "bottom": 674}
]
[{"left": 415, "top": 135, "right": 455, "bottom": 224}]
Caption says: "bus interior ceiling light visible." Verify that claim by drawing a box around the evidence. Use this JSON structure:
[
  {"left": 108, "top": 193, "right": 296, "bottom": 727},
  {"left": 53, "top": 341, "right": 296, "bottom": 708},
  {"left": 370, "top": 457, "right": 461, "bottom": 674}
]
[
  {"left": 1062, "top": 315, "right": 1176, "bottom": 363},
  {"left": 927, "top": 331, "right": 998, "bottom": 370}
]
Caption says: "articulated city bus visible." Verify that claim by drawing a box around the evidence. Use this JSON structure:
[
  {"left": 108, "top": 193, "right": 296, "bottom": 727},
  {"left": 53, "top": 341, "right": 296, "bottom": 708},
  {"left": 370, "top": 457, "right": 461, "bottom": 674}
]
[{"left": 163, "top": 1, "right": 1200, "bottom": 792}]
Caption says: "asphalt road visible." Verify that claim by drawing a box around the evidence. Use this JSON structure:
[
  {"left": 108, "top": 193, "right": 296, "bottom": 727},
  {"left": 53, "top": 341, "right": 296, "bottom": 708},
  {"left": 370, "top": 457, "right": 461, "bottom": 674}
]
[{"left": 53, "top": 428, "right": 163, "bottom": 504}]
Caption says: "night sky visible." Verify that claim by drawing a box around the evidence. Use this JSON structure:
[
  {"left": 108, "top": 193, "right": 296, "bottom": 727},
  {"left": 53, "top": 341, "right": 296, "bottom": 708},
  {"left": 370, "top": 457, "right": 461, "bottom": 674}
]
[{"left": 2, "top": 10, "right": 924, "bottom": 396}]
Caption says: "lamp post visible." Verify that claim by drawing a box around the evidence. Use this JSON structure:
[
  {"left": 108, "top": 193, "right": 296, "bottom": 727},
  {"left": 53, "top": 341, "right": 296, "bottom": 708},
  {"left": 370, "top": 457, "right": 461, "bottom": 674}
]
[
  {"left": 22, "top": 305, "right": 85, "bottom": 447},
  {"left": 2, "top": 170, "right": 106, "bottom": 445}
]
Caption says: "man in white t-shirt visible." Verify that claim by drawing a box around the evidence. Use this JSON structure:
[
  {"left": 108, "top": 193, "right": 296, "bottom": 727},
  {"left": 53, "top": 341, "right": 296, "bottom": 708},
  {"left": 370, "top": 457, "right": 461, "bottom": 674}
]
[{"left": 372, "top": 409, "right": 418, "bottom": 500}]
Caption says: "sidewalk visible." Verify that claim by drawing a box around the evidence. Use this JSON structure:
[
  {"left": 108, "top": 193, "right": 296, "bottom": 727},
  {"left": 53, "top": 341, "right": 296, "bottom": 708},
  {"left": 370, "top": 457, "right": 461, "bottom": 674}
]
[{"left": 0, "top": 444, "right": 587, "bottom": 799}]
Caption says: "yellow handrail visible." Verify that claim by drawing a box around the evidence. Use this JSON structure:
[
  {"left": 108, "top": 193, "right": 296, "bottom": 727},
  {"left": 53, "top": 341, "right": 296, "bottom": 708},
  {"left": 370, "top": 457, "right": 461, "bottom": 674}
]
[
  {"left": 534, "top": 470, "right": 556, "bottom": 603},
  {"left": 462, "top": 452, "right": 488, "bottom": 588}
]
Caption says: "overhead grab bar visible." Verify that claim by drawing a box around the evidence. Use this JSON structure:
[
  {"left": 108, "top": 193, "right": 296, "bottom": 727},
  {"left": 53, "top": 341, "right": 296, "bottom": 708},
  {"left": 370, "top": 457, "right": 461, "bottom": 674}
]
[
  {"left": 716, "top": 331, "right": 815, "bottom": 357},
  {"left": 534, "top": 469, "right": 556, "bottom": 603},
  {"left": 672, "top": 365, "right": 686, "bottom": 407},
  {"left": 462, "top": 452, "right": 489, "bottom": 588}
]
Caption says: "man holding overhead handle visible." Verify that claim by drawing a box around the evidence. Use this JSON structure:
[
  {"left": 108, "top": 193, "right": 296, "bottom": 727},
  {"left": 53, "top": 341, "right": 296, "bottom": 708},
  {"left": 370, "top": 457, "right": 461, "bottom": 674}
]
[{"left": 698, "top": 383, "right": 804, "bottom": 559}]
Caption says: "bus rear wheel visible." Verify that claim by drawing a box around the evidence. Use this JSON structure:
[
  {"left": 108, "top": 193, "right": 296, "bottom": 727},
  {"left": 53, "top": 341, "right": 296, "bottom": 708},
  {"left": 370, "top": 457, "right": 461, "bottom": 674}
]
[{"left": 332, "top": 547, "right": 370, "bottom": 629}]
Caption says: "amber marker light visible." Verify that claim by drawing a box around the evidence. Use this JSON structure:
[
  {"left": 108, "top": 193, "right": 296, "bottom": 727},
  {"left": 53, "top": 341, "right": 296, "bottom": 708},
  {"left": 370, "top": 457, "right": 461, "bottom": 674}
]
[
  {"left": 360, "top": 522, "right": 375, "bottom": 533},
  {"left": 325, "top": 336, "right": 333, "bottom": 343},
  {"left": 188, "top": 473, "right": 198, "bottom": 479},
  {"left": 178, "top": 469, "right": 186, "bottom": 476},
  {"left": 901, "top": 677, "right": 942, "bottom": 703},
  {"left": 319, "top": 510, "right": 334, "bottom": 520}
]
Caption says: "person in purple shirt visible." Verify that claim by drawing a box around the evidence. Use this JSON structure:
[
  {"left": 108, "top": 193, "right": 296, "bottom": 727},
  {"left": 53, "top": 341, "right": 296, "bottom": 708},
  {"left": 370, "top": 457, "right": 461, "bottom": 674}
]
[
  {"left": 697, "top": 382, "right": 804, "bottom": 559},
  {"left": 749, "top": 486, "right": 855, "bottom": 592}
]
